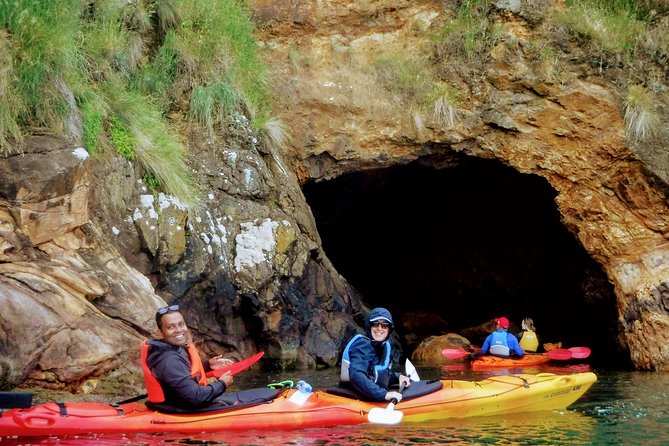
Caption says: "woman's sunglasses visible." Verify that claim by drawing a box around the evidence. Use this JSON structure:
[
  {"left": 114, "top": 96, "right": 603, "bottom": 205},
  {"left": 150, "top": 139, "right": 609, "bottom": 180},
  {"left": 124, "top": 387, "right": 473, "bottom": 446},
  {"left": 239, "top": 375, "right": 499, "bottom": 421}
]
[
  {"left": 371, "top": 322, "right": 391, "bottom": 329},
  {"left": 157, "top": 304, "right": 180, "bottom": 315}
]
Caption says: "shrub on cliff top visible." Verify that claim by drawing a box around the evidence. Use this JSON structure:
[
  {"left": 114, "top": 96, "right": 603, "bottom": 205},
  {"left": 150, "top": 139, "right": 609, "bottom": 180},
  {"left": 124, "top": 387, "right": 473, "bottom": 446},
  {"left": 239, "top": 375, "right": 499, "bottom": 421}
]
[
  {"left": 0, "top": 0, "right": 273, "bottom": 207},
  {"left": 0, "top": 0, "right": 82, "bottom": 149}
]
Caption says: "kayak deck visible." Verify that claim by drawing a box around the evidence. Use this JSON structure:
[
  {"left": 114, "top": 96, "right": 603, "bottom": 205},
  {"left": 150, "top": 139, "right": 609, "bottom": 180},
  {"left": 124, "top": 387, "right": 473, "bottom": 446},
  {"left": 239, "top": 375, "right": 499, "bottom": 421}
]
[{"left": 0, "top": 372, "right": 597, "bottom": 437}]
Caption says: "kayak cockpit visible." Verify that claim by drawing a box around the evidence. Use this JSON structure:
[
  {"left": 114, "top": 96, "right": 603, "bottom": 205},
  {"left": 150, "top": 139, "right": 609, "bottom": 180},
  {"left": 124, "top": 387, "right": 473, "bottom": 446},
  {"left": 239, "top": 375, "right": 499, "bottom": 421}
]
[{"left": 325, "top": 379, "right": 444, "bottom": 401}]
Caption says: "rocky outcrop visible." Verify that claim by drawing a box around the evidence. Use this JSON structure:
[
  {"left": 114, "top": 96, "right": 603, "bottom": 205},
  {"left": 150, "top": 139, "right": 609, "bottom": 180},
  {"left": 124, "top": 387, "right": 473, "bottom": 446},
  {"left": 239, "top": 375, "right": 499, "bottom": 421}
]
[
  {"left": 0, "top": 118, "right": 366, "bottom": 389},
  {"left": 0, "top": 138, "right": 164, "bottom": 389},
  {"left": 254, "top": 0, "right": 669, "bottom": 370}
]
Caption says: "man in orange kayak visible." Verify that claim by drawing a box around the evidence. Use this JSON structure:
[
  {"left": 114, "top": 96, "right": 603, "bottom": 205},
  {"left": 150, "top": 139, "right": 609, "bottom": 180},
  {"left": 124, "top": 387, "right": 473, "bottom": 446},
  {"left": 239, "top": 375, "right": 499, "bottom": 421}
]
[
  {"left": 340, "top": 307, "right": 411, "bottom": 402},
  {"left": 479, "top": 317, "right": 525, "bottom": 358},
  {"left": 142, "top": 304, "right": 234, "bottom": 412}
]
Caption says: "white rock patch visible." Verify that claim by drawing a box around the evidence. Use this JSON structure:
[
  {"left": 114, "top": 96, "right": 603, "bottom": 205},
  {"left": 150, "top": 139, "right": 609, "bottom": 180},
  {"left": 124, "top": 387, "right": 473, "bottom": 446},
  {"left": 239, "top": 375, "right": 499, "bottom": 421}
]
[
  {"left": 72, "top": 147, "right": 89, "bottom": 160},
  {"left": 234, "top": 219, "right": 279, "bottom": 272}
]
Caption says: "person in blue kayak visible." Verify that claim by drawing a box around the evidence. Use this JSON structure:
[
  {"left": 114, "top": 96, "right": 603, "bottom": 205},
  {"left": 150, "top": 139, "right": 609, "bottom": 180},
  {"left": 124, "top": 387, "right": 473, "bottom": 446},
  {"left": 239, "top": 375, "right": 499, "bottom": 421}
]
[
  {"left": 479, "top": 316, "right": 524, "bottom": 357},
  {"left": 141, "top": 304, "right": 235, "bottom": 412},
  {"left": 516, "top": 317, "right": 540, "bottom": 353},
  {"left": 340, "top": 307, "right": 411, "bottom": 402}
]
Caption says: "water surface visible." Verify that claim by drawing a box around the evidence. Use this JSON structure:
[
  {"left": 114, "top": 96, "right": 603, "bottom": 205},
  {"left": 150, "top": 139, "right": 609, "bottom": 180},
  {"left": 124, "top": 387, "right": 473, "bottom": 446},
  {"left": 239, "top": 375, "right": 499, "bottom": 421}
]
[{"left": 3, "top": 365, "right": 668, "bottom": 445}]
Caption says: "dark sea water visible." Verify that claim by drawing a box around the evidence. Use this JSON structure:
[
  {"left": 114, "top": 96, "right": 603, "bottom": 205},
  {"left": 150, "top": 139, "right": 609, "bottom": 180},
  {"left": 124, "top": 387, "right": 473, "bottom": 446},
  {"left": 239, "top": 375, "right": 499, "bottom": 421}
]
[{"left": 2, "top": 365, "right": 668, "bottom": 446}]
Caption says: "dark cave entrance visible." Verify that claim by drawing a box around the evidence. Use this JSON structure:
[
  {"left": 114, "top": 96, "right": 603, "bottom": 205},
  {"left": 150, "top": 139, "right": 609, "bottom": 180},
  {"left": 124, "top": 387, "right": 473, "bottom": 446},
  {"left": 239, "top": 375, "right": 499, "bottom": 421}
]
[{"left": 303, "top": 155, "right": 625, "bottom": 367}]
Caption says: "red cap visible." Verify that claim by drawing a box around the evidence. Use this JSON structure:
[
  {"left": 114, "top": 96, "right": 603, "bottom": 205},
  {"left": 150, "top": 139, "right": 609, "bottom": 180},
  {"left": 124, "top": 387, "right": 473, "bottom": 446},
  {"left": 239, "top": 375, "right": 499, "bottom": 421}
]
[{"left": 495, "top": 317, "right": 509, "bottom": 328}]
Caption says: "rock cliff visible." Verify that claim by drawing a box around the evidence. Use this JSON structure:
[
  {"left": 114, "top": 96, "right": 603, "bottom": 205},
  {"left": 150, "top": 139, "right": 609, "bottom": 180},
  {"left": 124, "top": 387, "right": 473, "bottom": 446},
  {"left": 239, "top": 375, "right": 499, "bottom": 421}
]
[
  {"left": 1, "top": 0, "right": 669, "bottom": 394},
  {"left": 253, "top": 0, "right": 669, "bottom": 370}
]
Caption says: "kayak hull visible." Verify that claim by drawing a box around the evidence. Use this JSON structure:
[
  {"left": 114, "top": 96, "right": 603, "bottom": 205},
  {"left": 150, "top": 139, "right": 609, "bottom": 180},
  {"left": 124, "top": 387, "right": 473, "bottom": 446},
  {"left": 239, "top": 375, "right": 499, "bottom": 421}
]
[
  {"left": 471, "top": 354, "right": 552, "bottom": 369},
  {"left": 0, "top": 372, "right": 597, "bottom": 437},
  {"left": 401, "top": 372, "right": 595, "bottom": 421}
]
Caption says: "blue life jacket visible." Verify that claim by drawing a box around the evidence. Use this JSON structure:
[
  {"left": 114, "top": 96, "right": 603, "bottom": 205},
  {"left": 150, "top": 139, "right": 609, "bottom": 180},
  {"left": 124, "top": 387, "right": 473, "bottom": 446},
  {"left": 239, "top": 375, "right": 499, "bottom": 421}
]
[
  {"left": 340, "top": 334, "right": 392, "bottom": 385},
  {"left": 489, "top": 330, "right": 511, "bottom": 356}
]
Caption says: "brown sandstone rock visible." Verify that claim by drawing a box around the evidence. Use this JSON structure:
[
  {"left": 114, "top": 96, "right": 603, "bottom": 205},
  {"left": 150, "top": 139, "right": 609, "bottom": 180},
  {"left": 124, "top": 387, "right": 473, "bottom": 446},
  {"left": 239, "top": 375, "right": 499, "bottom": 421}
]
[{"left": 411, "top": 333, "right": 472, "bottom": 365}]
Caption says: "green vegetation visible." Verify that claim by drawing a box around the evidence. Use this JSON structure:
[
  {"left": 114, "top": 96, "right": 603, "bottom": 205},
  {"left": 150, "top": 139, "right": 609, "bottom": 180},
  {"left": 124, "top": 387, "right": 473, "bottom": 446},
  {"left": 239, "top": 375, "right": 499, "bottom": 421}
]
[
  {"left": 372, "top": 51, "right": 461, "bottom": 131},
  {"left": 433, "top": 0, "right": 501, "bottom": 62},
  {"left": 81, "top": 103, "right": 104, "bottom": 153},
  {"left": 555, "top": 1, "right": 646, "bottom": 55},
  {"left": 429, "top": 83, "right": 460, "bottom": 130},
  {"left": 549, "top": 1, "right": 667, "bottom": 143},
  {"left": 109, "top": 117, "right": 135, "bottom": 160},
  {"left": 190, "top": 81, "right": 240, "bottom": 135},
  {"left": 0, "top": 0, "right": 82, "bottom": 145},
  {"left": 0, "top": 0, "right": 273, "bottom": 206},
  {"left": 143, "top": 172, "right": 162, "bottom": 193},
  {"left": 624, "top": 85, "right": 659, "bottom": 141},
  {"left": 427, "top": 0, "right": 667, "bottom": 141}
]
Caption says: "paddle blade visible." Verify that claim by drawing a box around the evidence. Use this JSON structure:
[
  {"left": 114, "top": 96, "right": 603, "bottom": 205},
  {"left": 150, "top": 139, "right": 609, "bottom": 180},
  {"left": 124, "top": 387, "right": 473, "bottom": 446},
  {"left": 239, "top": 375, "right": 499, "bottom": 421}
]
[
  {"left": 544, "top": 349, "right": 572, "bottom": 360},
  {"left": 569, "top": 346, "right": 591, "bottom": 359},
  {"left": 208, "top": 351, "right": 264, "bottom": 378},
  {"left": 368, "top": 406, "right": 404, "bottom": 425},
  {"left": 442, "top": 348, "right": 470, "bottom": 359},
  {"left": 405, "top": 359, "right": 420, "bottom": 382}
]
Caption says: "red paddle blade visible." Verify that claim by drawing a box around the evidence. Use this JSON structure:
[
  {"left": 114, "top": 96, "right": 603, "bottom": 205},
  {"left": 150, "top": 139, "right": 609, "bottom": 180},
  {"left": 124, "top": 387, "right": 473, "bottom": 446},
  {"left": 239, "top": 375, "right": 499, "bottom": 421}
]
[
  {"left": 568, "top": 346, "right": 591, "bottom": 359},
  {"left": 208, "top": 351, "right": 264, "bottom": 378},
  {"left": 441, "top": 348, "right": 470, "bottom": 359},
  {"left": 544, "top": 349, "right": 572, "bottom": 360}
]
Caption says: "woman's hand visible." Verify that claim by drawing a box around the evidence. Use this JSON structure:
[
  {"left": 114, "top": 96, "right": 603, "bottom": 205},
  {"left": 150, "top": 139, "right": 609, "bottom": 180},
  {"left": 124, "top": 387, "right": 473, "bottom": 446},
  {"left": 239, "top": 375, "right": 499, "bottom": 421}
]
[
  {"left": 209, "top": 355, "right": 234, "bottom": 369},
  {"left": 385, "top": 391, "right": 403, "bottom": 402},
  {"left": 399, "top": 374, "right": 411, "bottom": 388}
]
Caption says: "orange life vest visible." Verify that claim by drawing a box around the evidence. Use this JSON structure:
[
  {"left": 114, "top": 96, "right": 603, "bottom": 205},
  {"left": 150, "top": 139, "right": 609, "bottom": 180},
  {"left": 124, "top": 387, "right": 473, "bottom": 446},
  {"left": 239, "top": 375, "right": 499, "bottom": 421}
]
[{"left": 141, "top": 340, "right": 209, "bottom": 403}]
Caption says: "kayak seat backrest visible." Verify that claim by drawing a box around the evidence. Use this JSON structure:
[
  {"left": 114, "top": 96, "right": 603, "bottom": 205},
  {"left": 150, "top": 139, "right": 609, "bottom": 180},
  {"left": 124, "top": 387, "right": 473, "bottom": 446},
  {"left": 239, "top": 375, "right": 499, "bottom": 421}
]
[
  {"left": 146, "top": 387, "right": 283, "bottom": 414},
  {"left": 325, "top": 380, "right": 443, "bottom": 401},
  {"left": 0, "top": 392, "right": 33, "bottom": 409}
]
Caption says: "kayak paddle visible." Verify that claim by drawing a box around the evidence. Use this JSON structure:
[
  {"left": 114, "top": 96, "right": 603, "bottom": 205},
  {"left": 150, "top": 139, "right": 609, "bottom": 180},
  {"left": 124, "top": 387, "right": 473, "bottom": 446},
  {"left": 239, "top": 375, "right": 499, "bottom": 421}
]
[
  {"left": 441, "top": 348, "right": 470, "bottom": 360},
  {"left": 405, "top": 358, "right": 420, "bottom": 382},
  {"left": 568, "top": 346, "right": 591, "bottom": 359},
  {"left": 544, "top": 349, "right": 572, "bottom": 360},
  {"left": 208, "top": 351, "right": 264, "bottom": 378},
  {"left": 117, "top": 351, "right": 264, "bottom": 405},
  {"left": 367, "top": 382, "right": 406, "bottom": 425}
]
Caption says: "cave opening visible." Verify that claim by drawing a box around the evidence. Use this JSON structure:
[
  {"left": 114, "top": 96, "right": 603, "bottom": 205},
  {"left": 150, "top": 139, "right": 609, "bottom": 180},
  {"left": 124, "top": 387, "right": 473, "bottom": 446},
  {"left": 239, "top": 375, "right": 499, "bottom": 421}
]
[{"left": 303, "top": 155, "right": 624, "bottom": 367}]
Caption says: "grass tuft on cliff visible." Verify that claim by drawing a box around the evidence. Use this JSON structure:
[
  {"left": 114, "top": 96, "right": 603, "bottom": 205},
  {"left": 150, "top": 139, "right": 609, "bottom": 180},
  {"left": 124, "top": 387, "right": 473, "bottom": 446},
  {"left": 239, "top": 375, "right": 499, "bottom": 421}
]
[
  {"left": 555, "top": 1, "right": 646, "bottom": 55},
  {"left": 433, "top": 0, "right": 501, "bottom": 62},
  {"left": 624, "top": 85, "right": 660, "bottom": 141},
  {"left": 0, "top": 0, "right": 272, "bottom": 206}
]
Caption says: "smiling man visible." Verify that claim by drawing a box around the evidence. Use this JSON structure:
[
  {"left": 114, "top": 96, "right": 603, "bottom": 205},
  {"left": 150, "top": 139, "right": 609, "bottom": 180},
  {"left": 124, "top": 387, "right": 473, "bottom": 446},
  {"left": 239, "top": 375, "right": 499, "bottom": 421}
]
[
  {"left": 340, "top": 307, "right": 411, "bottom": 402},
  {"left": 142, "top": 304, "right": 234, "bottom": 412}
]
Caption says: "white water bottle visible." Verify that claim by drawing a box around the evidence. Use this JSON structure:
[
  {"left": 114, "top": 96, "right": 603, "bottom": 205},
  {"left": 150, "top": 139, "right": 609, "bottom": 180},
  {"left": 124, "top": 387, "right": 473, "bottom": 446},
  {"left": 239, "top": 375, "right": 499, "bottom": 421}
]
[{"left": 296, "top": 380, "right": 312, "bottom": 394}]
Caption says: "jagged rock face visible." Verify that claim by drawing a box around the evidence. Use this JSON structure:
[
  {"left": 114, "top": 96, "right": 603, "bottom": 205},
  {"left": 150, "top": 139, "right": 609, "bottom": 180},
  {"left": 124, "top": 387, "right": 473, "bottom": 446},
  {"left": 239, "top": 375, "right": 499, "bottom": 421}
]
[
  {"left": 0, "top": 138, "right": 164, "bottom": 389},
  {"left": 0, "top": 114, "right": 366, "bottom": 389},
  {"left": 253, "top": 0, "right": 669, "bottom": 370}
]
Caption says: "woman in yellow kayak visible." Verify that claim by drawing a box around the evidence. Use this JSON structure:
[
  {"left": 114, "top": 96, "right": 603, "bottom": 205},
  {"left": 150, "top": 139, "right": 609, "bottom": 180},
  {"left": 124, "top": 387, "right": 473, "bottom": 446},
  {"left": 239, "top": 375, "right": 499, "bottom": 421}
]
[{"left": 516, "top": 317, "right": 540, "bottom": 353}]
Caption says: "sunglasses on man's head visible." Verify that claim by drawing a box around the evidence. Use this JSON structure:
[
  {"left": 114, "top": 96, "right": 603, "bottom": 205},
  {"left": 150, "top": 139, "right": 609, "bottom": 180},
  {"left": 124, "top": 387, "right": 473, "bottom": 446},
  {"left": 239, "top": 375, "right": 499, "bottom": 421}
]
[
  {"left": 371, "top": 321, "right": 391, "bottom": 329},
  {"left": 157, "top": 304, "right": 180, "bottom": 315}
]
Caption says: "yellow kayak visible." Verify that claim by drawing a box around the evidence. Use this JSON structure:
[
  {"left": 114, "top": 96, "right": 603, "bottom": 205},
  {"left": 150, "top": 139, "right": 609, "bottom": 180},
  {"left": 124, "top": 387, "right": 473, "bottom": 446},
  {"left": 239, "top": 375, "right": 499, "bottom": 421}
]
[{"left": 400, "top": 372, "right": 596, "bottom": 422}]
